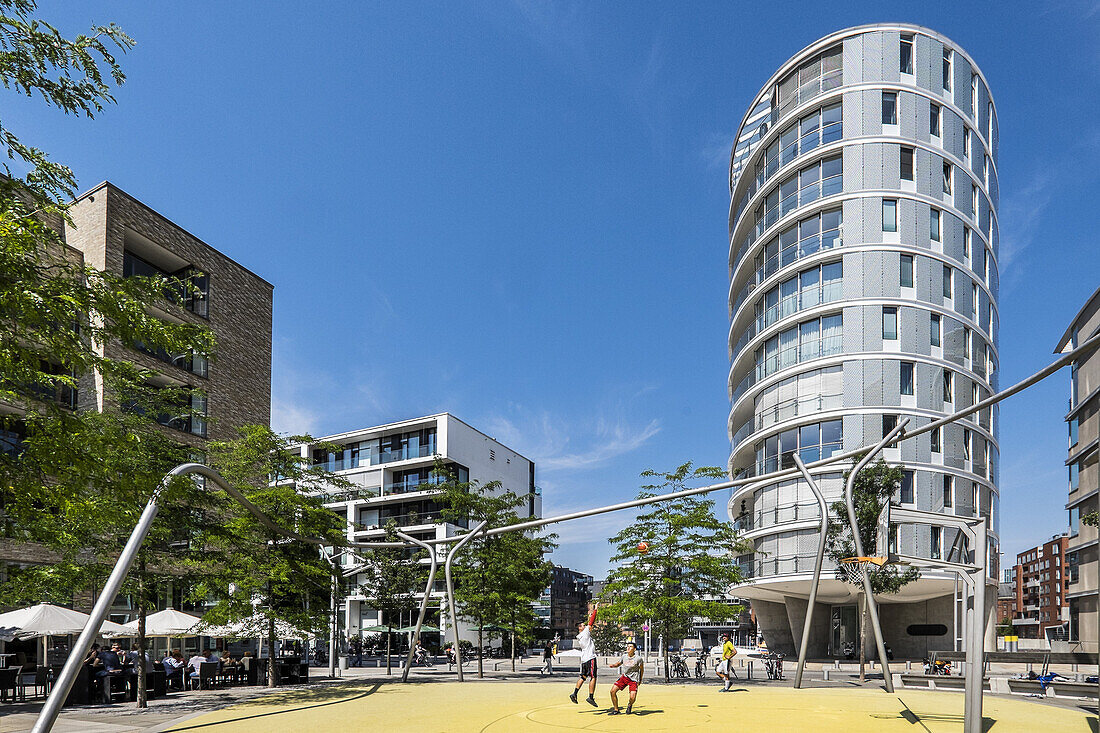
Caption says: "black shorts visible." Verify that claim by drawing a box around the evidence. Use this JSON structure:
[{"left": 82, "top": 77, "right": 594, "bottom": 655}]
[{"left": 578, "top": 658, "right": 597, "bottom": 679}]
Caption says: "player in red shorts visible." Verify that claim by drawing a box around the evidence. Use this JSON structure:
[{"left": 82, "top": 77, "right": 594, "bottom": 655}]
[{"left": 607, "top": 642, "right": 644, "bottom": 715}]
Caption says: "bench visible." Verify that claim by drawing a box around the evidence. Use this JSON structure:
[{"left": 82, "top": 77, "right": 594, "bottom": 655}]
[{"left": 899, "top": 673, "right": 989, "bottom": 691}]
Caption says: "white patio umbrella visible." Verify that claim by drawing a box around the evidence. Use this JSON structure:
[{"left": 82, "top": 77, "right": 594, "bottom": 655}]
[
  {"left": 113, "top": 608, "right": 202, "bottom": 638},
  {"left": 0, "top": 602, "right": 129, "bottom": 664}
]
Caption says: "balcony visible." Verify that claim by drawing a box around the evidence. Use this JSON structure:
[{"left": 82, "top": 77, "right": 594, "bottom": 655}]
[
  {"left": 742, "top": 501, "right": 822, "bottom": 535},
  {"left": 754, "top": 553, "right": 835, "bottom": 578}
]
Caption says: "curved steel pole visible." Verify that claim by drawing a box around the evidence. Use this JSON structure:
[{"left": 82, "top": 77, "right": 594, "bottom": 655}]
[
  {"left": 791, "top": 454, "right": 829, "bottom": 688},
  {"left": 843, "top": 419, "right": 909, "bottom": 694},
  {"left": 396, "top": 531, "right": 439, "bottom": 682},
  {"left": 445, "top": 521, "right": 488, "bottom": 682},
  {"left": 32, "top": 466, "right": 181, "bottom": 733}
]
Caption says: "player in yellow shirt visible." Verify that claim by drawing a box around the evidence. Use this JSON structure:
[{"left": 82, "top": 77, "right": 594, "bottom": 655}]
[{"left": 717, "top": 633, "right": 737, "bottom": 691}]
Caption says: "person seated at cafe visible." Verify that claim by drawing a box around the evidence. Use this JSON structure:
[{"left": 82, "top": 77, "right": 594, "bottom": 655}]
[
  {"left": 162, "top": 650, "right": 184, "bottom": 690},
  {"left": 96, "top": 643, "right": 125, "bottom": 702},
  {"left": 83, "top": 643, "right": 101, "bottom": 668},
  {"left": 187, "top": 649, "right": 210, "bottom": 688},
  {"left": 127, "top": 644, "right": 153, "bottom": 675}
]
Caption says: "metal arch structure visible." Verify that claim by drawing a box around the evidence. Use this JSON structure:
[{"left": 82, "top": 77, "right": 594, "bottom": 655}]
[
  {"left": 790, "top": 453, "right": 830, "bottom": 689},
  {"left": 31, "top": 332, "right": 1100, "bottom": 733},
  {"left": 444, "top": 521, "right": 487, "bottom": 682}
]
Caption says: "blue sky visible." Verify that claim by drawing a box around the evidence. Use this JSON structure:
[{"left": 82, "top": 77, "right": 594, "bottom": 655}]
[{"left": 18, "top": 2, "right": 1100, "bottom": 578}]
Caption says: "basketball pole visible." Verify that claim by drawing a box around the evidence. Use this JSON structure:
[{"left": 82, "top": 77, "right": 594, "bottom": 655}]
[
  {"left": 791, "top": 453, "right": 828, "bottom": 689},
  {"left": 843, "top": 419, "right": 910, "bottom": 694}
]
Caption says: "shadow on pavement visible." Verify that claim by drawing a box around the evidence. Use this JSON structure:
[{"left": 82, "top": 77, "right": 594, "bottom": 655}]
[{"left": 166, "top": 681, "right": 383, "bottom": 731}]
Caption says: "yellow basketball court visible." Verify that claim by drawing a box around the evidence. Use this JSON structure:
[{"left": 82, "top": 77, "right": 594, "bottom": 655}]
[{"left": 163, "top": 679, "right": 1095, "bottom": 732}]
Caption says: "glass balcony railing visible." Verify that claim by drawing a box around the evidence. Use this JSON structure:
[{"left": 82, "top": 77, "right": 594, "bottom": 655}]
[
  {"left": 732, "top": 282, "right": 842, "bottom": 356},
  {"left": 755, "top": 334, "right": 843, "bottom": 382},
  {"left": 755, "top": 392, "right": 842, "bottom": 433}
]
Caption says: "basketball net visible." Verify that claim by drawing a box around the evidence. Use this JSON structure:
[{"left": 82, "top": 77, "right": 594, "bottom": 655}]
[{"left": 837, "top": 556, "right": 887, "bottom": 585}]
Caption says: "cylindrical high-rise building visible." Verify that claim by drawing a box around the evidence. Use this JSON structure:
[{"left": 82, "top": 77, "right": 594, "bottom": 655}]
[{"left": 726, "top": 25, "right": 999, "bottom": 658}]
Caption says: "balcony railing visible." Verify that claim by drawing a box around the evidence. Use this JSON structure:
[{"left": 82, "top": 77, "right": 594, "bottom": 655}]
[
  {"left": 755, "top": 392, "right": 843, "bottom": 433},
  {"left": 754, "top": 553, "right": 837, "bottom": 578},
  {"left": 731, "top": 282, "right": 844, "bottom": 357}
]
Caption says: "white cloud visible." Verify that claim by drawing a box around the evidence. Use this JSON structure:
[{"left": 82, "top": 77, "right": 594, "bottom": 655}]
[
  {"left": 998, "top": 171, "right": 1054, "bottom": 270},
  {"left": 484, "top": 408, "right": 660, "bottom": 473},
  {"left": 270, "top": 393, "right": 319, "bottom": 436}
]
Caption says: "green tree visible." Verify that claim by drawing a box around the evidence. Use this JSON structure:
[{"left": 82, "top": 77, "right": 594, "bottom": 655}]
[
  {"left": 199, "top": 426, "right": 348, "bottom": 687},
  {"left": 436, "top": 463, "right": 554, "bottom": 678},
  {"left": 825, "top": 457, "right": 920, "bottom": 681},
  {"left": 1082, "top": 512, "right": 1098, "bottom": 528},
  {"left": 356, "top": 523, "right": 426, "bottom": 675},
  {"left": 590, "top": 620, "right": 627, "bottom": 655},
  {"left": 601, "top": 463, "right": 750, "bottom": 679}
]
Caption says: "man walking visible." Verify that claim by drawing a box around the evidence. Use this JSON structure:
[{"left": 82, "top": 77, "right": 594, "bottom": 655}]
[
  {"left": 541, "top": 640, "right": 554, "bottom": 676},
  {"left": 607, "top": 642, "right": 644, "bottom": 715},
  {"left": 717, "top": 633, "right": 738, "bottom": 691},
  {"left": 569, "top": 602, "right": 599, "bottom": 706}
]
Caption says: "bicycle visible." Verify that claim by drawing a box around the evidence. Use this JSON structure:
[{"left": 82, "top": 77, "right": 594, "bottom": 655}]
[
  {"left": 763, "top": 652, "right": 785, "bottom": 680},
  {"left": 695, "top": 653, "right": 707, "bottom": 679},
  {"left": 669, "top": 654, "right": 690, "bottom": 679}
]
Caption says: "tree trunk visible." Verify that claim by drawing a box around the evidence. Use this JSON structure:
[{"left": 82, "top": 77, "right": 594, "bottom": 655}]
[
  {"left": 510, "top": 610, "right": 516, "bottom": 673},
  {"left": 267, "top": 613, "right": 278, "bottom": 687},
  {"left": 858, "top": 593, "right": 867, "bottom": 682},
  {"left": 385, "top": 629, "right": 392, "bottom": 675},
  {"left": 136, "top": 556, "right": 147, "bottom": 709},
  {"left": 477, "top": 625, "right": 484, "bottom": 679}
]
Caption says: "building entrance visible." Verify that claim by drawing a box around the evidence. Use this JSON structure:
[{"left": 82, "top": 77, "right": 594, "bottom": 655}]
[{"left": 830, "top": 605, "right": 858, "bottom": 658}]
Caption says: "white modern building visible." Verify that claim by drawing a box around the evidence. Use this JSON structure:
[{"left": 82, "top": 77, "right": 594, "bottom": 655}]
[
  {"left": 294, "top": 413, "right": 540, "bottom": 642},
  {"left": 725, "top": 24, "right": 1000, "bottom": 659}
]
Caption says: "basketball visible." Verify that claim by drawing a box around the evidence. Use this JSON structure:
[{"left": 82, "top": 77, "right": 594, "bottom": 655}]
[{"left": 637, "top": 542, "right": 649, "bottom": 554}]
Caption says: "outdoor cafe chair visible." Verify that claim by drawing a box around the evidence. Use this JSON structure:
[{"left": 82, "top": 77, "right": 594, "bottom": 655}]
[{"left": 0, "top": 667, "right": 17, "bottom": 703}]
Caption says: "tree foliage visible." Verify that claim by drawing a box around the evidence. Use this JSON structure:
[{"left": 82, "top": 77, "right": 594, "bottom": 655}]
[
  {"left": 435, "top": 463, "right": 555, "bottom": 676},
  {"left": 600, "top": 463, "right": 750, "bottom": 677},
  {"left": 197, "top": 426, "right": 348, "bottom": 687},
  {"left": 355, "top": 523, "right": 426, "bottom": 675},
  {"left": 825, "top": 456, "right": 919, "bottom": 680}
]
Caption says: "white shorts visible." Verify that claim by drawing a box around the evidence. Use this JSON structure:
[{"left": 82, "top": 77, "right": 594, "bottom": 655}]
[{"left": 716, "top": 659, "right": 730, "bottom": 675}]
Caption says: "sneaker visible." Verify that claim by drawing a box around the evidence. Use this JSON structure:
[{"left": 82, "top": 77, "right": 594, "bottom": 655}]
[
  {"left": 586, "top": 695, "right": 597, "bottom": 707},
  {"left": 569, "top": 692, "right": 578, "bottom": 704},
  {"left": 625, "top": 705, "right": 633, "bottom": 714},
  {"left": 608, "top": 710, "right": 620, "bottom": 716}
]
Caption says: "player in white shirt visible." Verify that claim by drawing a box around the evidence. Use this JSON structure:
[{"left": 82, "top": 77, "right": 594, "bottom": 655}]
[{"left": 569, "top": 602, "right": 600, "bottom": 706}]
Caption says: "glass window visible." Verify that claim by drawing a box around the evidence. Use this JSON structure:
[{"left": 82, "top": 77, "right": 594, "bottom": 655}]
[
  {"left": 901, "top": 470, "right": 914, "bottom": 503},
  {"left": 931, "top": 314, "right": 941, "bottom": 347},
  {"left": 930, "top": 103, "right": 941, "bottom": 136},
  {"left": 931, "top": 425, "right": 942, "bottom": 453},
  {"left": 1070, "top": 416, "right": 1078, "bottom": 446},
  {"left": 821, "top": 208, "right": 842, "bottom": 249},
  {"left": 799, "top": 161, "right": 820, "bottom": 206},
  {"left": 943, "top": 475, "right": 953, "bottom": 508},
  {"left": 883, "top": 414, "right": 898, "bottom": 437},
  {"left": 882, "top": 92, "right": 897, "bottom": 125},
  {"left": 821, "top": 103, "right": 842, "bottom": 143},
  {"left": 930, "top": 209, "right": 941, "bottom": 242},
  {"left": 901, "top": 362, "right": 914, "bottom": 395},
  {"left": 780, "top": 124, "right": 798, "bottom": 166},
  {"left": 1070, "top": 461, "right": 1079, "bottom": 491},
  {"left": 943, "top": 161, "right": 953, "bottom": 195},
  {"left": 900, "top": 254, "right": 913, "bottom": 288},
  {"left": 943, "top": 49, "right": 953, "bottom": 91},
  {"left": 780, "top": 174, "right": 799, "bottom": 216},
  {"left": 900, "top": 146, "right": 914, "bottom": 181},
  {"left": 963, "top": 128, "right": 971, "bottom": 159},
  {"left": 963, "top": 428, "right": 972, "bottom": 461},
  {"left": 821, "top": 154, "right": 843, "bottom": 196},
  {"left": 963, "top": 227, "right": 972, "bottom": 260},
  {"left": 943, "top": 369, "right": 953, "bottom": 403},
  {"left": 943, "top": 265, "right": 952, "bottom": 299},
  {"left": 900, "top": 35, "right": 914, "bottom": 74},
  {"left": 882, "top": 306, "right": 898, "bottom": 341},
  {"left": 800, "top": 111, "right": 820, "bottom": 153},
  {"left": 882, "top": 199, "right": 897, "bottom": 232},
  {"left": 932, "top": 526, "right": 942, "bottom": 559},
  {"left": 971, "top": 74, "right": 978, "bottom": 113}
]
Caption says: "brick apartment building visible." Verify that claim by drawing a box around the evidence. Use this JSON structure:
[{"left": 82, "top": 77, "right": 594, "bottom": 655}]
[
  {"left": 537, "top": 566, "right": 592, "bottom": 639},
  {"left": 1012, "top": 534, "right": 1070, "bottom": 640},
  {"left": 996, "top": 569, "right": 1016, "bottom": 625},
  {"left": 0, "top": 182, "right": 273, "bottom": 616}
]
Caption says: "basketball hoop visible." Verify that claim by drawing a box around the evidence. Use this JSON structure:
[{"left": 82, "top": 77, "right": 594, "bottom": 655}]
[{"left": 837, "top": 556, "right": 888, "bottom": 585}]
